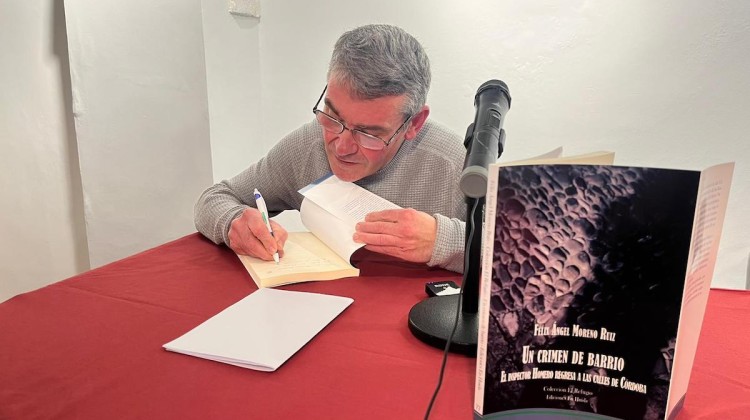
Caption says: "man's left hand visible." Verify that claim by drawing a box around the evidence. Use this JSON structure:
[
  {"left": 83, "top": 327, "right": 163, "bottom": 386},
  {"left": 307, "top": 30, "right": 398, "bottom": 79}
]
[{"left": 353, "top": 208, "right": 436, "bottom": 263}]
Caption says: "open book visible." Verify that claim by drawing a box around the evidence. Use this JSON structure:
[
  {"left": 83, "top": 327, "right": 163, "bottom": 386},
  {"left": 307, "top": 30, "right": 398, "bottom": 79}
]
[
  {"left": 473, "top": 154, "right": 734, "bottom": 420},
  {"left": 237, "top": 174, "right": 400, "bottom": 288}
]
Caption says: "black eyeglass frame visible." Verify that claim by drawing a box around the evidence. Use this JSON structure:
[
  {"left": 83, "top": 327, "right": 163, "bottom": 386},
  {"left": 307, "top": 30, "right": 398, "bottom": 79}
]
[{"left": 312, "top": 85, "right": 413, "bottom": 151}]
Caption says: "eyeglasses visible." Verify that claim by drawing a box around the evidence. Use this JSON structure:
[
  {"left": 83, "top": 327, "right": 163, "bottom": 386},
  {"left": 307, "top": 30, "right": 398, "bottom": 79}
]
[{"left": 312, "top": 85, "right": 412, "bottom": 151}]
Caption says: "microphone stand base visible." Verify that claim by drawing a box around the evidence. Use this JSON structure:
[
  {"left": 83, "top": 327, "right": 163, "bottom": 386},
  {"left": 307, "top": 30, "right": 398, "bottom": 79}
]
[{"left": 407, "top": 294, "right": 478, "bottom": 356}]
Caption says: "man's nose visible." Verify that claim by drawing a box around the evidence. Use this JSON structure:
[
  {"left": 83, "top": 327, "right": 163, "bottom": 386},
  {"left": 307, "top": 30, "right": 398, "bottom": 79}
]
[{"left": 335, "top": 129, "right": 359, "bottom": 155}]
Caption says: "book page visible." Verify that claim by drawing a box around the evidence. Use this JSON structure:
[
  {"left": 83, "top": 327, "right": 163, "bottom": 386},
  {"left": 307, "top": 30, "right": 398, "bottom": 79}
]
[
  {"left": 242, "top": 241, "right": 340, "bottom": 278},
  {"left": 502, "top": 150, "right": 615, "bottom": 167},
  {"left": 300, "top": 174, "right": 401, "bottom": 225},
  {"left": 527, "top": 146, "right": 564, "bottom": 160},
  {"left": 667, "top": 162, "right": 734, "bottom": 416},
  {"left": 299, "top": 199, "right": 362, "bottom": 262},
  {"left": 237, "top": 232, "right": 358, "bottom": 288},
  {"left": 298, "top": 174, "right": 402, "bottom": 262}
]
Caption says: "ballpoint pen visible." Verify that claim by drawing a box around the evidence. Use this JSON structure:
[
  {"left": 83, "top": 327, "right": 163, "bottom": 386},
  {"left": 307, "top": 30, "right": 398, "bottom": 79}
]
[{"left": 253, "top": 188, "right": 280, "bottom": 264}]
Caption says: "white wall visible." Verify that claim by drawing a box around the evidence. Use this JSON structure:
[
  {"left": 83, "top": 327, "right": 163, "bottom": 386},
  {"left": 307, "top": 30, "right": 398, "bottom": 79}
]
[
  {"left": 245, "top": 0, "right": 749, "bottom": 288},
  {"left": 2, "top": 0, "right": 214, "bottom": 302},
  {"left": 0, "top": 1, "right": 89, "bottom": 302},
  {"left": 201, "top": 0, "right": 265, "bottom": 182},
  {"left": 64, "top": 0, "right": 213, "bottom": 268},
  {"left": 2, "top": 0, "right": 748, "bottom": 301},
  {"left": 200, "top": 0, "right": 307, "bottom": 231}
]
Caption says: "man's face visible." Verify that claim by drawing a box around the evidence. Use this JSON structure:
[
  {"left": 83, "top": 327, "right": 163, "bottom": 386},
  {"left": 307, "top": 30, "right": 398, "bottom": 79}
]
[{"left": 321, "top": 81, "right": 411, "bottom": 182}]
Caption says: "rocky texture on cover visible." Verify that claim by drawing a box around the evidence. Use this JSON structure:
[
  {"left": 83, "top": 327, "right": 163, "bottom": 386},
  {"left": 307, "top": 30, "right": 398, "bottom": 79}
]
[{"left": 484, "top": 165, "right": 699, "bottom": 420}]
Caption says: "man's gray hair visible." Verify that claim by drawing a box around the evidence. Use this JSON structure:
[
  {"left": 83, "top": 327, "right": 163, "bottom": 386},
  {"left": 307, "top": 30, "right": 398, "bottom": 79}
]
[{"left": 327, "top": 24, "right": 431, "bottom": 117}]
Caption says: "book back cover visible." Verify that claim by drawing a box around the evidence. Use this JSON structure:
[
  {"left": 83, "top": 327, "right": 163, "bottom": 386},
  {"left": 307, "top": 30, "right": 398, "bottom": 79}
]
[{"left": 476, "top": 165, "right": 701, "bottom": 420}]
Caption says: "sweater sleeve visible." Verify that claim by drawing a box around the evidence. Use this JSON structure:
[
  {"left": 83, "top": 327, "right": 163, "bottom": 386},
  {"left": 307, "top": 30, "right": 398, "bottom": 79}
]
[
  {"left": 194, "top": 185, "right": 251, "bottom": 246},
  {"left": 193, "top": 150, "right": 291, "bottom": 247},
  {"left": 391, "top": 120, "right": 466, "bottom": 274},
  {"left": 194, "top": 121, "right": 323, "bottom": 246},
  {"left": 427, "top": 214, "right": 465, "bottom": 273}
]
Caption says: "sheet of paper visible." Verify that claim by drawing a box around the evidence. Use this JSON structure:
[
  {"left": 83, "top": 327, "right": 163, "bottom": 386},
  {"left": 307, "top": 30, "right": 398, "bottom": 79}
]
[{"left": 163, "top": 288, "right": 353, "bottom": 372}]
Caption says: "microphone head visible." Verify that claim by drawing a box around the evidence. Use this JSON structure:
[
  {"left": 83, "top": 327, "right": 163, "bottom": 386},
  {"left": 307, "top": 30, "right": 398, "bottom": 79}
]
[
  {"left": 475, "top": 80, "right": 511, "bottom": 108},
  {"left": 461, "top": 79, "right": 511, "bottom": 198}
]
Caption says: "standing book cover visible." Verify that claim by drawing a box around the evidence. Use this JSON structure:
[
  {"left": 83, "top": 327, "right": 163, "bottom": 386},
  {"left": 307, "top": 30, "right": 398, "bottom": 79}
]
[{"left": 474, "top": 162, "right": 733, "bottom": 420}]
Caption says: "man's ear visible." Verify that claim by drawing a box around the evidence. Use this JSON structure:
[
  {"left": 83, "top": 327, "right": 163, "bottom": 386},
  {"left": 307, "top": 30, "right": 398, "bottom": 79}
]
[{"left": 403, "top": 105, "right": 430, "bottom": 140}]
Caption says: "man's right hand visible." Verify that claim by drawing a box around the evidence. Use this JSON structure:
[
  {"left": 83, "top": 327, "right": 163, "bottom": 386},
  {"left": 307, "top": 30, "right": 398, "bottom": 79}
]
[{"left": 227, "top": 207, "right": 288, "bottom": 261}]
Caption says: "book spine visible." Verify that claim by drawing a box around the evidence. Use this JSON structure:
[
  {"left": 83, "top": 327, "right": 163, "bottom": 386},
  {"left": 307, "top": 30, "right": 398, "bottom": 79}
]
[{"left": 473, "top": 163, "right": 501, "bottom": 414}]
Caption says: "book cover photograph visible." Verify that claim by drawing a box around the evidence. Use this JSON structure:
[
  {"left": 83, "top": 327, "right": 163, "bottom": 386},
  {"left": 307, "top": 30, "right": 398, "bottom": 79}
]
[{"left": 474, "top": 163, "right": 733, "bottom": 420}]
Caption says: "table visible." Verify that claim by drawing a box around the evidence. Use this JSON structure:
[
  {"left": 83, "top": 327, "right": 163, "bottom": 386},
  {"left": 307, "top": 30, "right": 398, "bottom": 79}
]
[{"left": 1, "top": 233, "right": 749, "bottom": 419}]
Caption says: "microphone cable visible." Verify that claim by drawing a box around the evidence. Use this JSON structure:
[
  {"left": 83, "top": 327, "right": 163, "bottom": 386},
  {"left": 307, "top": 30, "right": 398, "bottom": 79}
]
[{"left": 423, "top": 198, "right": 479, "bottom": 420}]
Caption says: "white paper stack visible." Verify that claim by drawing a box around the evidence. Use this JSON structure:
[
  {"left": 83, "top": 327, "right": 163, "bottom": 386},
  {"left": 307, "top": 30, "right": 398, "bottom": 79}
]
[{"left": 164, "top": 288, "right": 353, "bottom": 371}]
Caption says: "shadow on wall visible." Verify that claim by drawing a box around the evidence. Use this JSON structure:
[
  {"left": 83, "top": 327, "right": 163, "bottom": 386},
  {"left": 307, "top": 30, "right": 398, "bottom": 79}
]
[
  {"left": 746, "top": 254, "right": 750, "bottom": 290},
  {"left": 53, "top": 0, "right": 90, "bottom": 273}
]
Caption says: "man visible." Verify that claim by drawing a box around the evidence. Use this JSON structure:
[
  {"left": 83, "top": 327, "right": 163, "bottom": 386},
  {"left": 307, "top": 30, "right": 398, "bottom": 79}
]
[{"left": 195, "top": 24, "right": 467, "bottom": 273}]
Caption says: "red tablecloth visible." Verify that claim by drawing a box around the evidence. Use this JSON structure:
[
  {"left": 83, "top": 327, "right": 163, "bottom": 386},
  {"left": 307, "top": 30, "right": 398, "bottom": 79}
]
[{"left": 1, "top": 233, "right": 748, "bottom": 419}]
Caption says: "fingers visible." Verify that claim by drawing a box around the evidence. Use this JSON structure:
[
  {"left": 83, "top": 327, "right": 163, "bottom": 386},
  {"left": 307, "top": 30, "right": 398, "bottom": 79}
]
[
  {"left": 353, "top": 229, "right": 400, "bottom": 246},
  {"left": 228, "top": 215, "right": 271, "bottom": 260},
  {"left": 362, "top": 244, "right": 405, "bottom": 257},
  {"left": 228, "top": 208, "right": 287, "bottom": 261},
  {"left": 356, "top": 209, "right": 421, "bottom": 239},
  {"left": 355, "top": 220, "right": 403, "bottom": 237},
  {"left": 269, "top": 220, "right": 288, "bottom": 257},
  {"left": 364, "top": 209, "right": 404, "bottom": 223},
  {"left": 353, "top": 208, "right": 437, "bottom": 264},
  {"left": 248, "top": 219, "right": 279, "bottom": 255}
]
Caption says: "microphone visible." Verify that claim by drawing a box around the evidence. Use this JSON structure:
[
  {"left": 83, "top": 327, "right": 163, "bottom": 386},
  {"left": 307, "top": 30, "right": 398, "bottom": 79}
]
[
  {"left": 408, "top": 79, "right": 512, "bottom": 355},
  {"left": 459, "top": 80, "right": 511, "bottom": 198}
]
